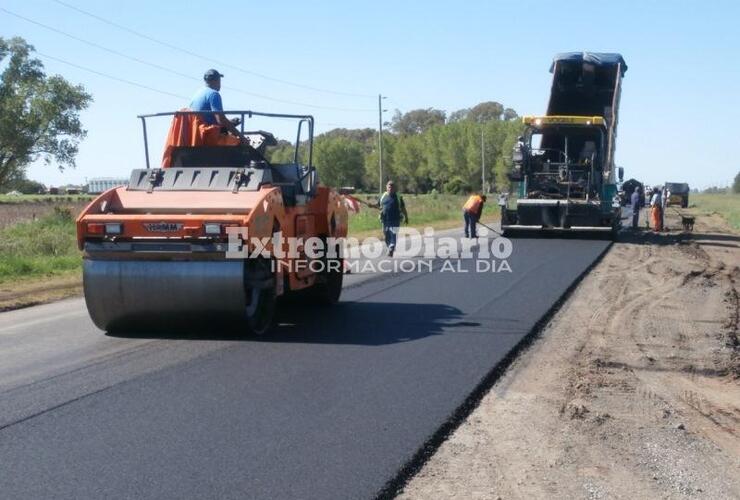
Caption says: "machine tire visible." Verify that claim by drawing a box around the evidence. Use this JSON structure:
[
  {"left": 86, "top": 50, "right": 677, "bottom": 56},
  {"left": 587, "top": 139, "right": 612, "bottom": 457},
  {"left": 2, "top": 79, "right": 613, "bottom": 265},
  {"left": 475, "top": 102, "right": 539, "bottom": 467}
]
[
  {"left": 609, "top": 219, "right": 621, "bottom": 241},
  {"left": 309, "top": 242, "right": 343, "bottom": 305},
  {"left": 245, "top": 285, "right": 276, "bottom": 335},
  {"left": 244, "top": 259, "right": 277, "bottom": 336},
  {"left": 559, "top": 211, "right": 571, "bottom": 229}
]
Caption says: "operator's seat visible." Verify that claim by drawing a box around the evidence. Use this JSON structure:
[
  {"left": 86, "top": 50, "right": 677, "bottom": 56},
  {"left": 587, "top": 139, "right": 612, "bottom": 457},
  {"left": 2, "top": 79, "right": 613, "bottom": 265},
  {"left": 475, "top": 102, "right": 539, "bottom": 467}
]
[
  {"left": 161, "top": 110, "right": 240, "bottom": 168},
  {"left": 169, "top": 145, "right": 261, "bottom": 168}
]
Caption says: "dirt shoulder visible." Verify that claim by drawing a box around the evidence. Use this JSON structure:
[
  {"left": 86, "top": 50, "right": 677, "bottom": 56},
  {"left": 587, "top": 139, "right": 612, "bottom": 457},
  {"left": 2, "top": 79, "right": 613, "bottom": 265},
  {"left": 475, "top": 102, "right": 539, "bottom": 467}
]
[
  {"left": 0, "top": 271, "right": 82, "bottom": 312},
  {"left": 398, "top": 209, "right": 740, "bottom": 499}
]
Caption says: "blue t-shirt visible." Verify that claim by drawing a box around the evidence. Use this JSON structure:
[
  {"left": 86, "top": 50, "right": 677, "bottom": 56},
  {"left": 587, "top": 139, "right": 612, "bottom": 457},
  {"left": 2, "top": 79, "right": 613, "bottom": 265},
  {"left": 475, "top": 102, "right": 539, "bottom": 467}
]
[{"left": 189, "top": 87, "right": 223, "bottom": 125}]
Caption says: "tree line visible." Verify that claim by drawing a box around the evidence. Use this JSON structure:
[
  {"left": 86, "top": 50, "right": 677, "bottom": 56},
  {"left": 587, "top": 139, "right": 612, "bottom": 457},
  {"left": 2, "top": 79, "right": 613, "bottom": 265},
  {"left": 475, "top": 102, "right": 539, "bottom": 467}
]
[{"left": 269, "top": 102, "right": 524, "bottom": 194}]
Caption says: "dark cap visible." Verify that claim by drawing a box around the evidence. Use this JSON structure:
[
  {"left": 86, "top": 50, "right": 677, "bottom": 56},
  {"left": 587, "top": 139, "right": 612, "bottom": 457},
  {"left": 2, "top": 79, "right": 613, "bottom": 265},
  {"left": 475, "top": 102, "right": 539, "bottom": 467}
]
[{"left": 204, "top": 69, "right": 224, "bottom": 81}]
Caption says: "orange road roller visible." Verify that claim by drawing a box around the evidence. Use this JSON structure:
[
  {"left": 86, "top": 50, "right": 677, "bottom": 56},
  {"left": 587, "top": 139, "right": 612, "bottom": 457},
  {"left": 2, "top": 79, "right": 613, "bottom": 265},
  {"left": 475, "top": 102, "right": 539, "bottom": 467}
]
[{"left": 77, "top": 110, "right": 349, "bottom": 334}]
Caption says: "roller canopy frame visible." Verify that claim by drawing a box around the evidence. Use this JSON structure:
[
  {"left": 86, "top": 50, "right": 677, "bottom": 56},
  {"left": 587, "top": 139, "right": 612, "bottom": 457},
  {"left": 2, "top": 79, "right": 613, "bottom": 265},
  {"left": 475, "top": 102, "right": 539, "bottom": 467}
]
[{"left": 137, "top": 110, "right": 314, "bottom": 171}]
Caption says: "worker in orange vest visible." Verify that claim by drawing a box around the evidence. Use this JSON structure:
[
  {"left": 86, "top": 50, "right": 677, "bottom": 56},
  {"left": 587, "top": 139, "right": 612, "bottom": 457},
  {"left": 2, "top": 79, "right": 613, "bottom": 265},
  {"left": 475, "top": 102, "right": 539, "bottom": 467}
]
[{"left": 463, "top": 194, "right": 487, "bottom": 238}]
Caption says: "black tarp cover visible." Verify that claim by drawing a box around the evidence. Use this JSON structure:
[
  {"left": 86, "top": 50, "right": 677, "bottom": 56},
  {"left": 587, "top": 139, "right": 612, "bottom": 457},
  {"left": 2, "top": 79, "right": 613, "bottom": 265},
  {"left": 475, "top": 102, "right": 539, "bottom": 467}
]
[{"left": 550, "top": 52, "right": 627, "bottom": 75}]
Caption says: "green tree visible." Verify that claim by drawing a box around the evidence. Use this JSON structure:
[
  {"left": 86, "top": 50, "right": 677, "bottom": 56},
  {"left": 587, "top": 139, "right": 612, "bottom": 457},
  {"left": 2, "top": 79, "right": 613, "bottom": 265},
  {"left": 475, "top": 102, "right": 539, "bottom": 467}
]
[
  {"left": 391, "top": 108, "right": 446, "bottom": 135},
  {"left": 5, "top": 174, "right": 45, "bottom": 194},
  {"left": 313, "top": 136, "right": 365, "bottom": 188},
  {"left": 499, "top": 121, "right": 524, "bottom": 190},
  {"left": 274, "top": 101, "right": 523, "bottom": 194},
  {"left": 364, "top": 132, "right": 397, "bottom": 192},
  {"left": 321, "top": 127, "right": 376, "bottom": 144},
  {"left": 733, "top": 171, "right": 740, "bottom": 194},
  {"left": 447, "top": 108, "right": 470, "bottom": 123},
  {"left": 0, "top": 37, "right": 92, "bottom": 188},
  {"left": 392, "top": 134, "right": 430, "bottom": 193},
  {"left": 266, "top": 139, "right": 296, "bottom": 164},
  {"left": 503, "top": 108, "right": 519, "bottom": 121},
  {"left": 468, "top": 101, "right": 504, "bottom": 123}
]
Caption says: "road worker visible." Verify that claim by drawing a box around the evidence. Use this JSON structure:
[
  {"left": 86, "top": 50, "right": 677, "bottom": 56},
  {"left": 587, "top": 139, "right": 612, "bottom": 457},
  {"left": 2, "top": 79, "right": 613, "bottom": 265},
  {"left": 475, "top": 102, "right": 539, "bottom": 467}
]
[
  {"left": 497, "top": 191, "right": 508, "bottom": 220},
  {"left": 378, "top": 181, "right": 408, "bottom": 257},
  {"left": 631, "top": 186, "right": 641, "bottom": 229},
  {"left": 661, "top": 185, "right": 669, "bottom": 229},
  {"left": 463, "top": 194, "right": 487, "bottom": 238},
  {"left": 650, "top": 187, "right": 663, "bottom": 232}
]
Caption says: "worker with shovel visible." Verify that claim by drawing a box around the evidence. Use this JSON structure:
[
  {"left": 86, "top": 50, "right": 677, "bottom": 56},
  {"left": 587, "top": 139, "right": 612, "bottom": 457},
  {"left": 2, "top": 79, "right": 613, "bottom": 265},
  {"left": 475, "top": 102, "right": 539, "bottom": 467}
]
[{"left": 463, "top": 194, "right": 487, "bottom": 238}]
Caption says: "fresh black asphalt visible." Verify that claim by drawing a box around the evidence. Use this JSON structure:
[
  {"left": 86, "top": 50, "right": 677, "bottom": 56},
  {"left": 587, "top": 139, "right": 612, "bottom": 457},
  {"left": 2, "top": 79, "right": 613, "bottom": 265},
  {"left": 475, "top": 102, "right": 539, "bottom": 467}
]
[{"left": 0, "top": 237, "right": 610, "bottom": 499}]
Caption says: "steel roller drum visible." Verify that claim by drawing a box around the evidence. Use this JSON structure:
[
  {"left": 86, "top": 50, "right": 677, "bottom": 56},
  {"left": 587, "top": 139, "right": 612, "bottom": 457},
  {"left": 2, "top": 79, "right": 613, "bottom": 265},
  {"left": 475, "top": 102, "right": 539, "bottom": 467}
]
[{"left": 83, "top": 260, "right": 247, "bottom": 331}]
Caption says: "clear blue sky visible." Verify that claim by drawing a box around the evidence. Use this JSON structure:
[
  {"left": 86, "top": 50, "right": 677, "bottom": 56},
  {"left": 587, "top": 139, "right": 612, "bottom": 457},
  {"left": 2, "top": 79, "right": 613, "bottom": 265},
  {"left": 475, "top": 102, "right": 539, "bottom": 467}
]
[{"left": 3, "top": 0, "right": 739, "bottom": 189}]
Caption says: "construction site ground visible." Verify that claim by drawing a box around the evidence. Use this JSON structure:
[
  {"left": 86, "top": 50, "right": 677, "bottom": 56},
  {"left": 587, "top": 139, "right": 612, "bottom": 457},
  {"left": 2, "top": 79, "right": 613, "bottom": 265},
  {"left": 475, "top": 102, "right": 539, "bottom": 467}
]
[{"left": 399, "top": 208, "right": 739, "bottom": 499}]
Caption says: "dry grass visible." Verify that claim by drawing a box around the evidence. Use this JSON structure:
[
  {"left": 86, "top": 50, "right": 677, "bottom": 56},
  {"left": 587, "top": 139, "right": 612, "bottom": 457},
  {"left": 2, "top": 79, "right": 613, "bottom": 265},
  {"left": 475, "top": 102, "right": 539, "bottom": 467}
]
[
  {"left": 0, "top": 200, "right": 90, "bottom": 230},
  {"left": 0, "top": 208, "right": 81, "bottom": 283},
  {"left": 689, "top": 193, "right": 740, "bottom": 229},
  {"left": 0, "top": 194, "right": 93, "bottom": 204}
]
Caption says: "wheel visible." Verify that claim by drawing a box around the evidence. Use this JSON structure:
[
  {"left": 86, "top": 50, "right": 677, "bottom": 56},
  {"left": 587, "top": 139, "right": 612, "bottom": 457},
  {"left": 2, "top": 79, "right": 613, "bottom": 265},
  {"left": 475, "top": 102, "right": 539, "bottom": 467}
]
[
  {"left": 308, "top": 242, "right": 343, "bottom": 305},
  {"left": 559, "top": 212, "right": 571, "bottom": 229},
  {"left": 608, "top": 213, "right": 623, "bottom": 240},
  {"left": 244, "top": 259, "right": 276, "bottom": 335}
]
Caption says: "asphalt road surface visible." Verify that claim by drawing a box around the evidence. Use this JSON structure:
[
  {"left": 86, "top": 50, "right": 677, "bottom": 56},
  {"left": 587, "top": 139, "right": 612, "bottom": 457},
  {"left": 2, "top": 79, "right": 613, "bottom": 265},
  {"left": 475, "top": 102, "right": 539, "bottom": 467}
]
[{"left": 0, "top": 232, "right": 610, "bottom": 499}]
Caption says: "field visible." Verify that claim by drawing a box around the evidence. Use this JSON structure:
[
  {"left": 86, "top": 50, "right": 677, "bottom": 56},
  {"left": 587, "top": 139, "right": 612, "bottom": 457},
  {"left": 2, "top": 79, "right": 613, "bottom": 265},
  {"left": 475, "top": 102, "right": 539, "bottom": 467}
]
[
  {"left": 0, "top": 207, "right": 80, "bottom": 283},
  {"left": 0, "top": 196, "right": 92, "bottom": 230},
  {"left": 0, "top": 193, "right": 497, "bottom": 300},
  {"left": 0, "top": 194, "right": 93, "bottom": 204},
  {"left": 348, "top": 193, "right": 498, "bottom": 235},
  {"left": 16, "top": 192, "right": 736, "bottom": 291},
  {"left": 689, "top": 192, "right": 740, "bottom": 229}
]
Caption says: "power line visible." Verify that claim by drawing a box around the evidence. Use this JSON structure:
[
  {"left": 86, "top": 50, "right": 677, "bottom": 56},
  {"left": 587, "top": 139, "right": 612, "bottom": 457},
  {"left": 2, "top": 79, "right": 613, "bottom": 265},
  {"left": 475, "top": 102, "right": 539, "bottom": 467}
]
[
  {"left": 1, "top": 7, "right": 374, "bottom": 112},
  {"left": 36, "top": 51, "right": 188, "bottom": 100},
  {"left": 34, "top": 53, "right": 371, "bottom": 131},
  {"left": 2, "top": 8, "right": 193, "bottom": 80},
  {"left": 52, "top": 0, "right": 376, "bottom": 99}
]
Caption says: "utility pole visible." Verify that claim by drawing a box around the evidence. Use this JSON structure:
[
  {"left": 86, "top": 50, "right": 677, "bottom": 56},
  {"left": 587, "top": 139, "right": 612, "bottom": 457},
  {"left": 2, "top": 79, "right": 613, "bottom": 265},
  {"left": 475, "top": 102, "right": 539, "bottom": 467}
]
[
  {"left": 481, "top": 128, "right": 486, "bottom": 193},
  {"left": 378, "top": 94, "right": 386, "bottom": 194}
]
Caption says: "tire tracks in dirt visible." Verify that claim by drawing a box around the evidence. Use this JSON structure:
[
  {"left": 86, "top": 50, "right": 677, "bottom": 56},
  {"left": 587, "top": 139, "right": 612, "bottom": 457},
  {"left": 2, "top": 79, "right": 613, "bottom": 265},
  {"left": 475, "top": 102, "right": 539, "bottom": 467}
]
[{"left": 399, "top": 209, "right": 740, "bottom": 499}]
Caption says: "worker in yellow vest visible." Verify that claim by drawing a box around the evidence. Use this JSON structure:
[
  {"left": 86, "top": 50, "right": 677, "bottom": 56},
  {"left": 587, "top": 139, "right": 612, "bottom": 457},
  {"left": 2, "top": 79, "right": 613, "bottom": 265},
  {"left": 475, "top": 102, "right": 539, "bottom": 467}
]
[{"left": 463, "top": 194, "right": 487, "bottom": 238}]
